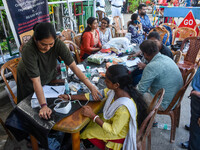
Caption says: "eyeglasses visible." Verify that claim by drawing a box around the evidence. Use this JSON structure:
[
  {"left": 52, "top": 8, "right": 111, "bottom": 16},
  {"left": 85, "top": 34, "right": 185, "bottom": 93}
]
[{"left": 101, "top": 22, "right": 107, "bottom": 25}]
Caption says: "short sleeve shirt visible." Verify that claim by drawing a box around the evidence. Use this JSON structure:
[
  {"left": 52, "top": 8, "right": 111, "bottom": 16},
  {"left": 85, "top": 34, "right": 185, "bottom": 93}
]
[
  {"left": 17, "top": 37, "right": 74, "bottom": 102},
  {"left": 110, "top": 0, "right": 125, "bottom": 6}
]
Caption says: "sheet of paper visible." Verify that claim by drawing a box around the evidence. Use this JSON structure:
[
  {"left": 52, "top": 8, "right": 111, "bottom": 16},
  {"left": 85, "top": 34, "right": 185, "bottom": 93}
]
[
  {"left": 32, "top": 85, "right": 65, "bottom": 98},
  {"left": 97, "top": 67, "right": 105, "bottom": 73},
  {"left": 68, "top": 64, "right": 86, "bottom": 75},
  {"left": 125, "top": 57, "right": 141, "bottom": 67}
]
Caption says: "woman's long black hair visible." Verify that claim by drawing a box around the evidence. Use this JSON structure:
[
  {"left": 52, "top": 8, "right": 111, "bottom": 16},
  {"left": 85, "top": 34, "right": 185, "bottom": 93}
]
[
  {"left": 128, "top": 13, "right": 139, "bottom": 27},
  {"left": 106, "top": 64, "right": 148, "bottom": 128},
  {"left": 33, "top": 22, "right": 56, "bottom": 41},
  {"left": 81, "top": 17, "right": 97, "bottom": 43}
]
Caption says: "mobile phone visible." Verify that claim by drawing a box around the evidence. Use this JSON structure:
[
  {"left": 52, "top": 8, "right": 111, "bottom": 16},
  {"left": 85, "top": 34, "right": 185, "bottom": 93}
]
[{"left": 133, "top": 20, "right": 140, "bottom": 25}]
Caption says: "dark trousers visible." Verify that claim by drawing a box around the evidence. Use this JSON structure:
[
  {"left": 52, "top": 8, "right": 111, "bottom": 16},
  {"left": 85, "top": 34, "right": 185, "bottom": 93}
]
[
  {"left": 189, "top": 94, "right": 200, "bottom": 150},
  {"left": 131, "top": 68, "right": 143, "bottom": 87}
]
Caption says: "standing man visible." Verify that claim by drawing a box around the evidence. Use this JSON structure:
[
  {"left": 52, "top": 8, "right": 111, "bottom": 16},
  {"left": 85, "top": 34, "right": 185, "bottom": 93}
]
[
  {"left": 138, "top": 4, "right": 153, "bottom": 35},
  {"left": 181, "top": 67, "right": 200, "bottom": 149},
  {"left": 96, "top": 0, "right": 105, "bottom": 12},
  {"left": 110, "top": 0, "right": 126, "bottom": 26},
  {"left": 188, "top": 67, "right": 200, "bottom": 150}
]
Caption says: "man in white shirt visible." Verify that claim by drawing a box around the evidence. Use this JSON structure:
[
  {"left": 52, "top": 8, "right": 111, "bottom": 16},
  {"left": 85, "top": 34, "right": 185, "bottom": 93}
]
[
  {"left": 96, "top": 0, "right": 105, "bottom": 12},
  {"left": 110, "top": 0, "right": 126, "bottom": 26}
]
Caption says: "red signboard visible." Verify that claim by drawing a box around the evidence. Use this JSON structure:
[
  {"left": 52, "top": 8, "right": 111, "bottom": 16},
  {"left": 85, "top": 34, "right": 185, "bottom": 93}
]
[{"left": 178, "top": 11, "right": 199, "bottom": 35}]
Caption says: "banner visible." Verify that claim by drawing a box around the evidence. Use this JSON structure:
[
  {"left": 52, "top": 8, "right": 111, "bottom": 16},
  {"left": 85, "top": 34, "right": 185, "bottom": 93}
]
[{"left": 3, "top": 0, "right": 50, "bottom": 46}]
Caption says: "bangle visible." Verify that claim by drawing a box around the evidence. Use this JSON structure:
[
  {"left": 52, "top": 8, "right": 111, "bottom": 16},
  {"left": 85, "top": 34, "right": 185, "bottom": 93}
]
[
  {"left": 83, "top": 77, "right": 88, "bottom": 81},
  {"left": 68, "top": 94, "right": 71, "bottom": 100},
  {"left": 93, "top": 115, "right": 99, "bottom": 122},
  {"left": 41, "top": 103, "right": 47, "bottom": 108}
]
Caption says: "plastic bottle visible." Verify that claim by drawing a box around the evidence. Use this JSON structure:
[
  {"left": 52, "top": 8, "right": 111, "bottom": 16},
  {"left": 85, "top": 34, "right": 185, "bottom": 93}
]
[
  {"left": 85, "top": 66, "right": 91, "bottom": 80},
  {"left": 60, "top": 61, "right": 67, "bottom": 79},
  {"left": 65, "top": 79, "right": 70, "bottom": 94},
  {"left": 157, "top": 123, "right": 171, "bottom": 130}
]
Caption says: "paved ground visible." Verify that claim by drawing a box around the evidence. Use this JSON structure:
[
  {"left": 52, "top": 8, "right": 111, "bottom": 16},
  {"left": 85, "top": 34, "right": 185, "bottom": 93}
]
[{"left": 0, "top": 13, "right": 197, "bottom": 150}]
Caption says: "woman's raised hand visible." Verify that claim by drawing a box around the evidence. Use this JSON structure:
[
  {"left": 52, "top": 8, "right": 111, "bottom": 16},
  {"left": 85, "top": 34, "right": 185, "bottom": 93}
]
[
  {"left": 138, "top": 23, "right": 142, "bottom": 30},
  {"left": 81, "top": 106, "right": 96, "bottom": 119}
]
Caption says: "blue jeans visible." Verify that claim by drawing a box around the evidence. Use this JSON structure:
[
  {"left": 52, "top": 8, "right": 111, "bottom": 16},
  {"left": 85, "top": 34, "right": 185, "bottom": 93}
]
[
  {"left": 189, "top": 95, "right": 200, "bottom": 150},
  {"left": 131, "top": 68, "right": 143, "bottom": 87}
]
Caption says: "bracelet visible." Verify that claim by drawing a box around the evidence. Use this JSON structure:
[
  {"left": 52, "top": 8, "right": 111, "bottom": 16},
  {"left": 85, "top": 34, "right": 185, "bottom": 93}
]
[
  {"left": 83, "top": 77, "right": 88, "bottom": 81},
  {"left": 68, "top": 94, "right": 71, "bottom": 100},
  {"left": 41, "top": 103, "right": 47, "bottom": 108},
  {"left": 93, "top": 115, "right": 99, "bottom": 122}
]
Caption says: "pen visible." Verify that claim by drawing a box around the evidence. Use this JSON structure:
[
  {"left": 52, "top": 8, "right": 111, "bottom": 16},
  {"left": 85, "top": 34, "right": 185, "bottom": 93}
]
[{"left": 51, "top": 87, "right": 59, "bottom": 94}]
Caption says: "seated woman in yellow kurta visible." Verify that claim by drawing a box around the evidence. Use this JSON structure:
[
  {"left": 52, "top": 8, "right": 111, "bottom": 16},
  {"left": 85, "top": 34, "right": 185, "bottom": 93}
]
[{"left": 59, "top": 64, "right": 148, "bottom": 150}]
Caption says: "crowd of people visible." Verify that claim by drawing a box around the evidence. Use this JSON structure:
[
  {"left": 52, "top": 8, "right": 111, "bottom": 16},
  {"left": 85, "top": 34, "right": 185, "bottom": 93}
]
[{"left": 11, "top": 1, "right": 200, "bottom": 150}]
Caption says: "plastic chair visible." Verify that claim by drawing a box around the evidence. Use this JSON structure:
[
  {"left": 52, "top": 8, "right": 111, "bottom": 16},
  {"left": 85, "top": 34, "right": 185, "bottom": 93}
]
[
  {"left": 160, "top": 23, "right": 178, "bottom": 32},
  {"left": 96, "top": 10, "right": 106, "bottom": 23},
  {"left": 0, "top": 57, "right": 39, "bottom": 149},
  {"left": 108, "top": 25, "right": 117, "bottom": 38},
  {"left": 172, "top": 27, "right": 197, "bottom": 45},
  {"left": 1, "top": 58, "right": 21, "bottom": 104},
  {"left": 127, "top": 20, "right": 131, "bottom": 30},
  {"left": 177, "top": 37, "right": 200, "bottom": 76},
  {"left": 0, "top": 117, "right": 13, "bottom": 140},
  {"left": 113, "top": 16, "right": 127, "bottom": 37},
  {"left": 157, "top": 68, "right": 196, "bottom": 143},
  {"left": 137, "top": 88, "right": 165, "bottom": 150},
  {"left": 149, "top": 26, "right": 169, "bottom": 45},
  {"left": 194, "top": 23, "right": 200, "bottom": 36},
  {"left": 61, "top": 29, "right": 76, "bottom": 42},
  {"left": 64, "top": 40, "right": 81, "bottom": 64},
  {"left": 73, "top": 34, "right": 82, "bottom": 48},
  {"left": 173, "top": 50, "right": 182, "bottom": 64}
]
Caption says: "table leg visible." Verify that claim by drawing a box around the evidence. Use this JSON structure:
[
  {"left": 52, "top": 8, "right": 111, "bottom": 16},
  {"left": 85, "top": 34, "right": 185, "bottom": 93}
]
[
  {"left": 72, "top": 132, "right": 80, "bottom": 150},
  {"left": 30, "top": 135, "right": 38, "bottom": 150}
]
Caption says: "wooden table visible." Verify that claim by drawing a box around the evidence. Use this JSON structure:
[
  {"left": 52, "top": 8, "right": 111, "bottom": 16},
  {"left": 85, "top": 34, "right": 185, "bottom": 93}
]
[{"left": 52, "top": 100, "right": 105, "bottom": 150}]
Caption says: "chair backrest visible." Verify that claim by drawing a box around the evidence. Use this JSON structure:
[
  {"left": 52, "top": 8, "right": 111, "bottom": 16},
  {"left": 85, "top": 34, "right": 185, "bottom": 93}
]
[
  {"left": 172, "top": 27, "right": 197, "bottom": 45},
  {"left": 64, "top": 40, "right": 81, "bottom": 64},
  {"left": 109, "top": 25, "right": 117, "bottom": 38},
  {"left": 127, "top": 20, "right": 131, "bottom": 30},
  {"left": 149, "top": 26, "right": 169, "bottom": 45},
  {"left": 163, "top": 68, "right": 196, "bottom": 112},
  {"left": 73, "top": 34, "right": 82, "bottom": 48},
  {"left": 61, "top": 29, "right": 76, "bottom": 42},
  {"left": 113, "top": 16, "right": 124, "bottom": 31},
  {"left": 137, "top": 88, "right": 165, "bottom": 150},
  {"left": 96, "top": 10, "right": 106, "bottom": 23},
  {"left": 160, "top": 23, "right": 178, "bottom": 32},
  {"left": 194, "top": 23, "right": 200, "bottom": 36},
  {"left": 1, "top": 57, "right": 21, "bottom": 104},
  {"left": 173, "top": 50, "right": 182, "bottom": 64},
  {"left": 180, "top": 36, "right": 200, "bottom": 64}
]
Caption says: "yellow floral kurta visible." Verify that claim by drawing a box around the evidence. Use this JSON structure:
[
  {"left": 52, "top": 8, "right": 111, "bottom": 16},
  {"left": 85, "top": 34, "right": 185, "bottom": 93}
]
[{"left": 81, "top": 88, "right": 137, "bottom": 150}]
